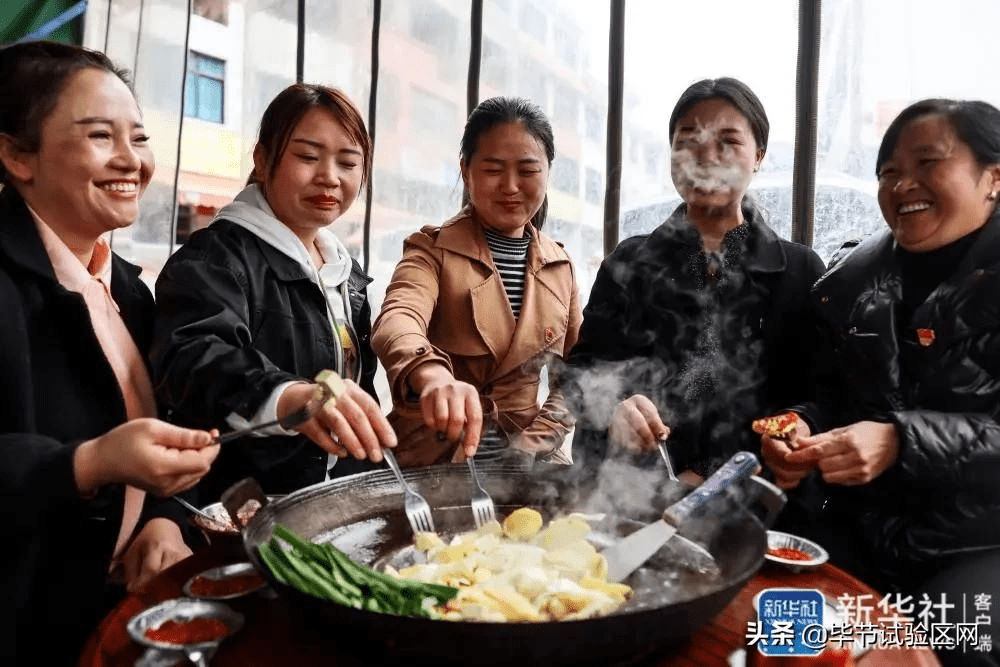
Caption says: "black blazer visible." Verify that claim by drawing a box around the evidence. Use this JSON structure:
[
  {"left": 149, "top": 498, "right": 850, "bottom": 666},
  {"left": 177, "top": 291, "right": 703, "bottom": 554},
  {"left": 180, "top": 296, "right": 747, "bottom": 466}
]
[{"left": 0, "top": 187, "right": 153, "bottom": 664}]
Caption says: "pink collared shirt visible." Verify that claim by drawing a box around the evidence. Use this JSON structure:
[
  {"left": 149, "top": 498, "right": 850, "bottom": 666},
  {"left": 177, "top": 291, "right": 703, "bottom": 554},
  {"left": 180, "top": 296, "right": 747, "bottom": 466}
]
[{"left": 31, "top": 211, "right": 156, "bottom": 558}]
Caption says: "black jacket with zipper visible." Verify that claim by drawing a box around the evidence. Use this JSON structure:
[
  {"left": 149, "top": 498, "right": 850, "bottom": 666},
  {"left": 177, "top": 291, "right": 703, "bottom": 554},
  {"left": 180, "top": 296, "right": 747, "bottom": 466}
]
[{"left": 151, "top": 219, "right": 379, "bottom": 501}]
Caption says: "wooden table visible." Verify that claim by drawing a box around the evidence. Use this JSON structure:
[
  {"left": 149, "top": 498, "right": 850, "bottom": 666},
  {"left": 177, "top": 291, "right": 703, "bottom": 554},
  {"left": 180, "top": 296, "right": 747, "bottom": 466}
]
[{"left": 79, "top": 546, "right": 941, "bottom": 666}]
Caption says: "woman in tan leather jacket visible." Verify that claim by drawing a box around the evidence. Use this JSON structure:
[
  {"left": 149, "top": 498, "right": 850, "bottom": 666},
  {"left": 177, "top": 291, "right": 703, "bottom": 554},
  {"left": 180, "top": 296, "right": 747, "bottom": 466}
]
[{"left": 372, "top": 97, "right": 581, "bottom": 467}]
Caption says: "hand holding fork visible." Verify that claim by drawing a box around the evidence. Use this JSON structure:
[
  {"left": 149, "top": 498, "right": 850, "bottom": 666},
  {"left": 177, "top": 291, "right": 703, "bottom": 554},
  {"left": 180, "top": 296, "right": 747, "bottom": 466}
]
[{"left": 217, "top": 372, "right": 397, "bottom": 463}]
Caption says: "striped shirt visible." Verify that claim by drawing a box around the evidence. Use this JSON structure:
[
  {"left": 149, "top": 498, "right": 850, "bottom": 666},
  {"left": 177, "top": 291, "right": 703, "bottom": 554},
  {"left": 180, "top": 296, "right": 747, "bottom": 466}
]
[{"left": 483, "top": 227, "right": 530, "bottom": 318}]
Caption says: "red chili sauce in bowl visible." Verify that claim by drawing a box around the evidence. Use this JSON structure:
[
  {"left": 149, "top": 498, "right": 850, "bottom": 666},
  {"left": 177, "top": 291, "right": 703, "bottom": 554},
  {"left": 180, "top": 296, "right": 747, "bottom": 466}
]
[
  {"left": 766, "top": 546, "right": 813, "bottom": 561},
  {"left": 144, "top": 617, "right": 230, "bottom": 644},
  {"left": 188, "top": 572, "right": 265, "bottom": 598}
]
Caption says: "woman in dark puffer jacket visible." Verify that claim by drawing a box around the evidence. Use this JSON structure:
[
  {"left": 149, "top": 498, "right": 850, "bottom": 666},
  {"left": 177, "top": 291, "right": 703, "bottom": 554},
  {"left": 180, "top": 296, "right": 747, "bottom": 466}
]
[{"left": 763, "top": 98, "right": 1000, "bottom": 667}]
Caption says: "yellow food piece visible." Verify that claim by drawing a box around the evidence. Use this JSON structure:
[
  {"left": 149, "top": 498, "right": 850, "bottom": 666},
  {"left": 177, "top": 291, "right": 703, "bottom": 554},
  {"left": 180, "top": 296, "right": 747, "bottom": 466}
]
[
  {"left": 473, "top": 519, "right": 503, "bottom": 537},
  {"left": 313, "top": 369, "right": 347, "bottom": 401},
  {"left": 471, "top": 567, "right": 493, "bottom": 584},
  {"left": 397, "top": 507, "right": 633, "bottom": 622},
  {"left": 482, "top": 587, "right": 542, "bottom": 621},
  {"left": 502, "top": 508, "right": 543, "bottom": 540},
  {"left": 435, "top": 540, "right": 479, "bottom": 563},
  {"left": 588, "top": 553, "right": 609, "bottom": 580},
  {"left": 536, "top": 515, "right": 591, "bottom": 550},
  {"left": 414, "top": 532, "right": 445, "bottom": 552},
  {"left": 543, "top": 596, "right": 570, "bottom": 620},
  {"left": 544, "top": 540, "right": 597, "bottom": 575},
  {"left": 579, "top": 576, "right": 633, "bottom": 601},
  {"left": 547, "top": 590, "right": 593, "bottom": 613}
]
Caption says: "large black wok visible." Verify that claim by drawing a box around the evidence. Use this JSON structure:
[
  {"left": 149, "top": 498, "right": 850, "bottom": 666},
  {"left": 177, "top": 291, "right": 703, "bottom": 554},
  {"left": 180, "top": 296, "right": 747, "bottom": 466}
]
[{"left": 241, "top": 462, "right": 783, "bottom": 666}]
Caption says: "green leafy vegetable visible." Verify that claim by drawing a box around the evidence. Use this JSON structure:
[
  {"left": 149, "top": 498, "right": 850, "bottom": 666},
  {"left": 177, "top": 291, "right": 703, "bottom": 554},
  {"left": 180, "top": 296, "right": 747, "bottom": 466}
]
[{"left": 258, "top": 524, "right": 458, "bottom": 617}]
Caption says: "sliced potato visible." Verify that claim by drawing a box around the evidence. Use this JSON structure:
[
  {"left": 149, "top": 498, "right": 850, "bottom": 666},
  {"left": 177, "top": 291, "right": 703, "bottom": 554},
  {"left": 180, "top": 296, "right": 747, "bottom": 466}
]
[
  {"left": 544, "top": 540, "right": 597, "bottom": 576},
  {"left": 579, "top": 576, "right": 633, "bottom": 601},
  {"left": 473, "top": 519, "right": 503, "bottom": 537},
  {"left": 588, "top": 553, "right": 609, "bottom": 580},
  {"left": 543, "top": 595, "right": 570, "bottom": 620},
  {"left": 434, "top": 541, "right": 479, "bottom": 564},
  {"left": 536, "top": 515, "right": 591, "bottom": 550},
  {"left": 482, "top": 586, "right": 541, "bottom": 621},
  {"left": 502, "top": 508, "right": 544, "bottom": 540},
  {"left": 414, "top": 531, "right": 444, "bottom": 552},
  {"left": 513, "top": 565, "right": 552, "bottom": 601},
  {"left": 395, "top": 506, "right": 631, "bottom": 623},
  {"left": 471, "top": 566, "right": 493, "bottom": 584}
]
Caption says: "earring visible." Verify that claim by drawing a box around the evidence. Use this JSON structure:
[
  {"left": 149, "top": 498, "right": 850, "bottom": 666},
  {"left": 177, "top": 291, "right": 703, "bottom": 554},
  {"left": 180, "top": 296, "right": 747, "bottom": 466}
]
[{"left": 989, "top": 191, "right": 998, "bottom": 201}]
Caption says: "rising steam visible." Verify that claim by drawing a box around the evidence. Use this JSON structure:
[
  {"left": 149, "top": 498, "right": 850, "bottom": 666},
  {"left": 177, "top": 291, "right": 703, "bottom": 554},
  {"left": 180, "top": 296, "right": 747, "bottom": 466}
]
[{"left": 670, "top": 125, "right": 747, "bottom": 196}]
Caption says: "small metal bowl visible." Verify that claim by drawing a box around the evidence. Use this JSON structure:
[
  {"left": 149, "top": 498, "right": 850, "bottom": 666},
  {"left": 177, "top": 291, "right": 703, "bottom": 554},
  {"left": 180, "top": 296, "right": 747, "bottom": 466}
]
[
  {"left": 183, "top": 562, "right": 268, "bottom": 600},
  {"left": 127, "top": 598, "right": 244, "bottom": 655},
  {"left": 764, "top": 530, "right": 829, "bottom": 572}
]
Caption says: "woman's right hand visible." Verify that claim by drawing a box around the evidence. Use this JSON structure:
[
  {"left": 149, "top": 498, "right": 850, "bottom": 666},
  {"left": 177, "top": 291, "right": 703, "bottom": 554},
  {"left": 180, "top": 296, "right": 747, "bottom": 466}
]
[
  {"left": 759, "top": 418, "right": 814, "bottom": 489},
  {"left": 609, "top": 394, "right": 670, "bottom": 453},
  {"left": 74, "top": 418, "right": 220, "bottom": 497},
  {"left": 409, "top": 363, "right": 482, "bottom": 459},
  {"left": 282, "top": 381, "right": 397, "bottom": 463}
]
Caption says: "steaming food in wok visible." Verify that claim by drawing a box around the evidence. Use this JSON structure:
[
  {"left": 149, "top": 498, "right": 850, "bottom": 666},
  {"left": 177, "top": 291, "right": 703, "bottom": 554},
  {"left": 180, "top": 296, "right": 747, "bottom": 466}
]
[{"left": 386, "top": 508, "right": 633, "bottom": 622}]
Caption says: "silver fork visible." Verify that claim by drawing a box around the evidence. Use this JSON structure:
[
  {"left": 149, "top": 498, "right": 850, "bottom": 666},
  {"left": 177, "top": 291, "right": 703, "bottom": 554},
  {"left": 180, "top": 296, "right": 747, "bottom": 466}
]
[
  {"left": 466, "top": 457, "right": 496, "bottom": 528},
  {"left": 657, "top": 434, "right": 679, "bottom": 481},
  {"left": 383, "top": 449, "right": 434, "bottom": 533}
]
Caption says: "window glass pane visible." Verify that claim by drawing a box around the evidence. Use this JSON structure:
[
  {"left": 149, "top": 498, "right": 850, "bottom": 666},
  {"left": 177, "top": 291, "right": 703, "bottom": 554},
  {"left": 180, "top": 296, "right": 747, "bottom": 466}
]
[
  {"left": 482, "top": 37, "right": 509, "bottom": 90},
  {"left": 518, "top": 3, "right": 547, "bottom": 43},
  {"left": 621, "top": 0, "right": 798, "bottom": 247},
  {"left": 484, "top": 0, "right": 609, "bottom": 295},
  {"left": 303, "top": 0, "right": 373, "bottom": 260},
  {"left": 87, "top": 0, "right": 190, "bottom": 284},
  {"left": 197, "top": 77, "right": 223, "bottom": 122},
  {"left": 551, "top": 156, "right": 579, "bottom": 195},
  {"left": 816, "top": 0, "right": 1000, "bottom": 262},
  {"left": 585, "top": 167, "right": 602, "bottom": 205},
  {"left": 367, "top": 0, "right": 471, "bottom": 315},
  {"left": 184, "top": 72, "right": 196, "bottom": 118},
  {"left": 197, "top": 54, "right": 225, "bottom": 78}
]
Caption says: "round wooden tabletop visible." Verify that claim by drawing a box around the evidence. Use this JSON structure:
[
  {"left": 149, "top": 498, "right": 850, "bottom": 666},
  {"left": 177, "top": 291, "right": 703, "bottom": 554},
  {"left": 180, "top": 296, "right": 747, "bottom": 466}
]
[{"left": 79, "top": 545, "right": 941, "bottom": 667}]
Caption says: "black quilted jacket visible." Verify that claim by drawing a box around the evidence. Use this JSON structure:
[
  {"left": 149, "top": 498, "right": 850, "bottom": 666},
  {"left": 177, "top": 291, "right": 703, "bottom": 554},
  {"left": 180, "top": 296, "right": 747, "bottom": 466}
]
[{"left": 798, "top": 210, "right": 1000, "bottom": 590}]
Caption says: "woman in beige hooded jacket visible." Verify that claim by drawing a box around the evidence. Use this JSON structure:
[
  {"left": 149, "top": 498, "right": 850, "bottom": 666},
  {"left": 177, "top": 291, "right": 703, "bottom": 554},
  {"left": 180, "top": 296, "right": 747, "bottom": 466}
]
[{"left": 372, "top": 97, "right": 581, "bottom": 467}]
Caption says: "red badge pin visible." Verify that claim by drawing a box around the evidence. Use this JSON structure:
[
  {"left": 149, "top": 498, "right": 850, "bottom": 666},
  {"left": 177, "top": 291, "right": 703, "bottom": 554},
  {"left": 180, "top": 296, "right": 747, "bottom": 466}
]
[
  {"left": 916, "top": 328, "right": 935, "bottom": 347},
  {"left": 544, "top": 327, "right": 555, "bottom": 342}
]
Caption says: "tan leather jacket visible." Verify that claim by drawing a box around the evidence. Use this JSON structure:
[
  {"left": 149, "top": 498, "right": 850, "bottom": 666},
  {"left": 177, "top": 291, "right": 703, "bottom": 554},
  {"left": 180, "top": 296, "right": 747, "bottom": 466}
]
[{"left": 372, "top": 207, "right": 582, "bottom": 467}]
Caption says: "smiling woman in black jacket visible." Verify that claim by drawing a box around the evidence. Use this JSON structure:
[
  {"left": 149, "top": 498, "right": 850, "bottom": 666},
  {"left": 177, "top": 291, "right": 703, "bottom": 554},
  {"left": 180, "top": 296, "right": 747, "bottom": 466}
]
[
  {"left": 0, "top": 42, "right": 219, "bottom": 664},
  {"left": 151, "top": 84, "right": 396, "bottom": 503},
  {"left": 763, "top": 98, "right": 1000, "bottom": 667}
]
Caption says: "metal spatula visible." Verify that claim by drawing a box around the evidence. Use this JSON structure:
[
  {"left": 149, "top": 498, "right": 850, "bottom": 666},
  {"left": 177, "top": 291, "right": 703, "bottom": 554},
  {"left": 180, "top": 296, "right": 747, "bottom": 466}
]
[{"left": 602, "top": 451, "right": 760, "bottom": 582}]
